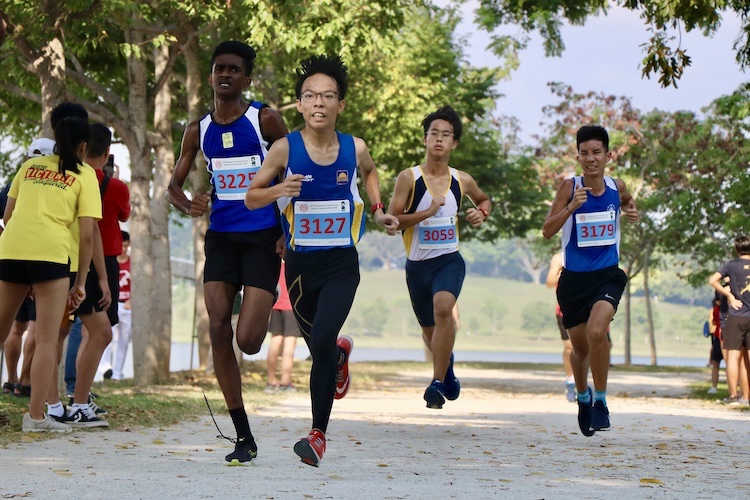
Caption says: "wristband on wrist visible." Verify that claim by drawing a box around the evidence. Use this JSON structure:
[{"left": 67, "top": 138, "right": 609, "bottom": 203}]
[
  {"left": 371, "top": 202, "right": 385, "bottom": 213},
  {"left": 478, "top": 207, "right": 489, "bottom": 218}
]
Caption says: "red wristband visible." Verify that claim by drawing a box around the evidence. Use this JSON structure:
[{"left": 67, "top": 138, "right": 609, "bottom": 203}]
[
  {"left": 479, "top": 208, "right": 489, "bottom": 217},
  {"left": 371, "top": 202, "right": 385, "bottom": 213}
]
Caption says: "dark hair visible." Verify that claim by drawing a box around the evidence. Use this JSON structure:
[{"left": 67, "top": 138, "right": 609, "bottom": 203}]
[
  {"left": 87, "top": 123, "right": 111, "bottom": 158},
  {"left": 50, "top": 102, "right": 88, "bottom": 129},
  {"left": 54, "top": 116, "right": 90, "bottom": 176},
  {"left": 576, "top": 125, "right": 609, "bottom": 151},
  {"left": 735, "top": 235, "right": 750, "bottom": 255},
  {"left": 421, "top": 105, "right": 463, "bottom": 141},
  {"left": 210, "top": 41, "right": 256, "bottom": 77},
  {"left": 121, "top": 230, "right": 130, "bottom": 242},
  {"left": 295, "top": 54, "right": 348, "bottom": 100}
]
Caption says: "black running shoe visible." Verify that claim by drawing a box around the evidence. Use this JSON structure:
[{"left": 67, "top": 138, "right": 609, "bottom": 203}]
[
  {"left": 225, "top": 436, "right": 257, "bottom": 465},
  {"left": 592, "top": 400, "right": 611, "bottom": 431},
  {"left": 424, "top": 380, "right": 446, "bottom": 409},
  {"left": 577, "top": 387, "right": 596, "bottom": 437}
]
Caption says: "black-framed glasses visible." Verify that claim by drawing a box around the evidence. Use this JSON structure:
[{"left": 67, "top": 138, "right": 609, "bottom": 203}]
[{"left": 299, "top": 91, "right": 339, "bottom": 103}]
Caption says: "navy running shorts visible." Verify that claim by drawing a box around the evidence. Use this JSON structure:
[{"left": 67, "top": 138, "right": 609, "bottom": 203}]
[{"left": 405, "top": 252, "right": 465, "bottom": 328}]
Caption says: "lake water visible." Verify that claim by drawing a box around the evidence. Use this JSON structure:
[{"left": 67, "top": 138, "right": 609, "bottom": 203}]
[{"left": 1, "top": 341, "right": 707, "bottom": 383}]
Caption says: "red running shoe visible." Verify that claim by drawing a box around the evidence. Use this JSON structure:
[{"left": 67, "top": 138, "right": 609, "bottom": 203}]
[
  {"left": 334, "top": 335, "right": 354, "bottom": 400},
  {"left": 294, "top": 429, "right": 326, "bottom": 467}
]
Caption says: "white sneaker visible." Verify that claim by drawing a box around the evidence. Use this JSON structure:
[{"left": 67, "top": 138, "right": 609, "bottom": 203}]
[
  {"left": 707, "top": 387, "right": 718, "bottom": 394},
  {"left": 22, "top": 413, "right": 72, "bottom": 433}
]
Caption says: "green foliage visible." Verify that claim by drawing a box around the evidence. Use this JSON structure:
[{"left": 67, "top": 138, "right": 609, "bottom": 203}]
[
  {"left": 471, "top": 0, "right": 750, "bottom": 87},
  {"left": 520, "top": 301, "right": 557, "bottom": 335}
]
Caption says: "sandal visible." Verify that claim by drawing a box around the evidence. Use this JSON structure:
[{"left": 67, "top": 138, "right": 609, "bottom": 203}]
[
  {"left": 12, "top": 383, "right": 31, "bottom": 397},
  {"left": 2, "top": 382, "right": 14, "bottom": 395}
]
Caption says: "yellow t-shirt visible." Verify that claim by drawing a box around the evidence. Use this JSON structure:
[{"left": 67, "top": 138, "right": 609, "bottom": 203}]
[{"left": 0, "top": 155, "right": 101, "bottom": 266}]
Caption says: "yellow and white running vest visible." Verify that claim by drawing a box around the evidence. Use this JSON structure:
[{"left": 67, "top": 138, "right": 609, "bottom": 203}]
[{"left": 401, "top": 166, "right": 463, "bottom": 262}]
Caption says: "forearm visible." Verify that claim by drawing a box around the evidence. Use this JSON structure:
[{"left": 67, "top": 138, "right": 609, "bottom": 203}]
[
  {"left": 166, "top": 185, "right": 193, "bottom": 215},
  {"left": 77, "top": 230, "right": 94, "bottom": 288},
  {"left": 395, "top": 209, "right": 434, "bottom": 230},
  {"left": 542, "top": 205, "right": 573, "bottom": 239},
  {"left": 245, "top": 183, "right": 283, "bottom": 210},
  {"left": 91, "top": 225, "right": 107, "bottom": 282}
]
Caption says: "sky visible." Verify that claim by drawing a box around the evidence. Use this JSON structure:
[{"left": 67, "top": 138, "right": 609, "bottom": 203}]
[
  {"left": 453, "top": 2, "right": 747, "bottom": 141},
  {"left": 99, "top": 4, "right": 750, "bottom": 180}
]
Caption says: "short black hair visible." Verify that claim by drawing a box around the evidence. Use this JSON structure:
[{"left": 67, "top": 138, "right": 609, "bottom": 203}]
[
  {"left": 421, "top": 105, "right": 463, "bottom": 141},
  {"left": 735, "top": 235, "right": 750, "bottom": 255},
  {"left": 51, "top": 102, "right": 88, "bottom": 129},
  {"left": 87, "top": 123, "right": 112, "bottom": 158},
  {"left": 295, "top": 54, "right": 348, "bottom": 100},
  {"left": 576, "top": 125, "right": 609, "bottom": 151},
  {"left": 210, "top": 41, "right": 257, "bottom": 77},
  {"left": 121, "top": 230, "right": 130, "bottom": 242}
]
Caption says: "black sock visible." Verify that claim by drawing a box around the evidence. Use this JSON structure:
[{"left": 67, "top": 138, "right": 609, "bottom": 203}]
[{"left": 228, "top": 407, "right": 253, "bottom": 441}]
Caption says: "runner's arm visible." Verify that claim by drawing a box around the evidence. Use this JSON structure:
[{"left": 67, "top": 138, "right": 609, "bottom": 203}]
[
  {"left": 542, "top": 178, "right": 577, "bottom": 239},
  {"left": 355, "top": 137, "right": 398, "bottom": 233},
  {"left": 166, "top": 121, "right": 210, "bottom": 217},
  {"left": 460, "top": 171, "right": 491, "bottom": 228},
  {"left": 245, "top": 138, "right": 302, "bottom": 209},
  {"left": 387, "top": 169, "right": 441, "bottom": 230},
  {"left": 546, "top": 252, "right": 563, "bottom": 289},
  {"left": 615, "top": 178, "right": 639, "bottom": 223}
]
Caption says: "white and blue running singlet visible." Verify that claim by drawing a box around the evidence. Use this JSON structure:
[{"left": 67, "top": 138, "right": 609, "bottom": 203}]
[
  {"left": 561, "top": 175, "right": 621, "bottom": 272},
  {"left": 199, "top": 101, "right": 278, "bottom": 232},
  {"left": 277, "top": 131, "right": 366, "bottom": 252},
  {"left": 401, "top": 166, "right": 462, "bottom": 262}
]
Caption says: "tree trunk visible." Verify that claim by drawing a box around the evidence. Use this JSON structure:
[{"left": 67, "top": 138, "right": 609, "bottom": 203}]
[
  {"left": 127, "top": 27, "right": 169, "bottom": 384},
  {"left": 643, "top": 246, "right": 657, "bottom": 366},
  {"left": 149, "top": 43, "right": 174, "bottom": 380},
  {"left": 623, "top": 278, "right": 632, "bottom": 366},
  {"left": 182, "top": 34, "right": 211, "bottom": 369},
  {"left": 37, "top": 37, "right": 66, "bottom": 138}
]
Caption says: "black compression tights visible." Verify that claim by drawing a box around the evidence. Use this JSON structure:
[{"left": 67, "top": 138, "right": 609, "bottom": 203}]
[{"left": 296, "top": 277, "right": 358, "bottom": 434}]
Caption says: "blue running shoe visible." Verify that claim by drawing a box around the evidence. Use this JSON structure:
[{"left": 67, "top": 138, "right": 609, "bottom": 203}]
[
  {"left": 592, "top": 400, "right": 610, "bottom": 431},
  {"left": 577, "top": 387, "right": 596, "bottom": 437},
  {"left": 443, "top": 353, "right": 460, "bottom": 401},
  {"left": 424, "top": 380, "right": 446, "bottom": 409}
]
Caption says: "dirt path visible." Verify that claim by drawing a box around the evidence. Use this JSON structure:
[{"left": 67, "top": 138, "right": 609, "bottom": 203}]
[{"left": 1, "top": 367, "right": 749, "bottom": 499}]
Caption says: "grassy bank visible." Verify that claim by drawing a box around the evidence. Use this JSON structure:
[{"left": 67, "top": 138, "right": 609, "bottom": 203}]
[{"left": 172, "top": 269, "right": 712, "bottom": 360}]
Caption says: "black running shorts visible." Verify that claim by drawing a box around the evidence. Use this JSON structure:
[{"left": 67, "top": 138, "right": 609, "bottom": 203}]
[
  {"left": 557, "top": 265, "right": 627, "bottom": 329},
  {"left": 203, "top": 227, "right": 282, "bottom": 294}
]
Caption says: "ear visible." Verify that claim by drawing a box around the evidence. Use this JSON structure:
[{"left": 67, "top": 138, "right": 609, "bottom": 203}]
[{"left": 337, "top": 99, "right": 346, "bottom": 114}]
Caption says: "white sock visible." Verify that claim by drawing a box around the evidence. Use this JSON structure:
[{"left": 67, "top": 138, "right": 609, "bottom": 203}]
[
  {"left": 565, "top": 376, "right": 575, "bottom": 384},
  {"left": 47, "top": 402, "right": 64, "bottom": 417}
]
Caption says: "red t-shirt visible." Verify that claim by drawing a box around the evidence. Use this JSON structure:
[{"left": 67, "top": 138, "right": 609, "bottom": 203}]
[
  {"left": 118, "top": 256, "right": 131, "bottom": 302},
  {"left": 273, "top": 261, "right": 291, "bottom": 311},
  {"left": 96, "top": 169, "right": 131, "bottom": 256}
]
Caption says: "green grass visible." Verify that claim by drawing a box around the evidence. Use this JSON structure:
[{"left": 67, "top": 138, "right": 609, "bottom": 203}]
[{"left": 171, "top": 269, "right": 712, "bottom": 359}]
